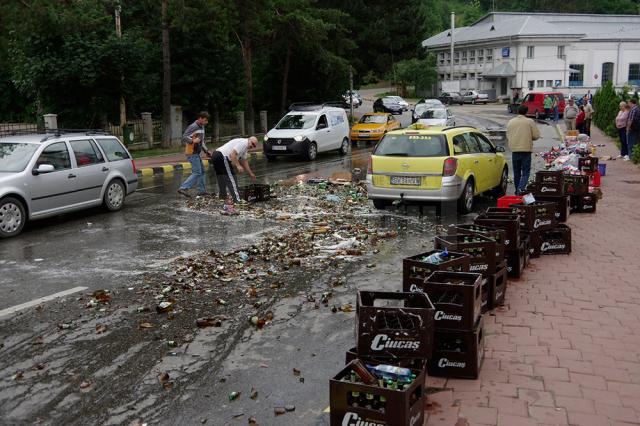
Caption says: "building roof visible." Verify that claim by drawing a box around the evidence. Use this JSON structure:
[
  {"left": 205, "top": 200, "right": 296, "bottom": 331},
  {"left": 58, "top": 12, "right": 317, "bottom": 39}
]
[{"left": 423, "top": 12, "right": 640, "bottom": 49}]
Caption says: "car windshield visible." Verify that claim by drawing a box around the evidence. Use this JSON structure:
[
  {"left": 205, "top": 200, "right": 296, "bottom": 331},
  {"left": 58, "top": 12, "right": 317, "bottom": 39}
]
[
  {"left": 382, "top": 98, "right": 399, "bottom": 105},
  {"left": 374, "top": 134, "right": 448, "bottom": 157},
  {"left": 0, "top": 142, "right": 38, "bottom": 172},
  {"left": 414, "top": 104, "right": 429, "bottom": 115},
  {"left": 422, "top": 109, "right": 447, "bottom": 119},
  {"left": 276, "top": 114, "right": 317, "bottom": 130},
  {"left": 359, "top": 115, "right": 387, "bottom": 124},
  {"left": 389, "top": 96, "right": 404, "bottom": 102}
]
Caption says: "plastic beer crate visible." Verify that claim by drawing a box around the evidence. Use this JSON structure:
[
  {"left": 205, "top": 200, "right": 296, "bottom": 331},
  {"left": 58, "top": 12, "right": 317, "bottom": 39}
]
[
  {"left": 447, "top": 224, "right": 507, "bottom": 261},
  {"left": 402, "top": 250, "right": 470, "bottom": 292},
  {"left": 505, "top": 239, "right": 527, "bottom": 278},
  {"left": 427, "top": 315, "right": 485, "bottom": 379},
  {"left": 570, "top": 193, "right": 597, "bottom": 213},
  {"left": 535, "top": 170, "right": 565, "bottom": 195},
  {"left": 434, "top": 234, "right": 497, "bottom": 275},
  {"left": 539, "top": 224, "right": 572, "bottom": 255},
  {"left": 240, "top": 184, "right": 271, "bottom": 202},
  {"left": 578, "top": 156, "right": 599, "bottom": 173},
  {"left": 564, "top": 174, "right": 589, "bottom": 196},
  {"left": 486, "top": 261, "right": 507, "bottom": 310},
  {"left": 356, "top": 291, "right": 435, "bottom": 359},
  {"left": 534, "top": 195, "right": 570, "bottom": 223},
  {"left": 344, "top": 348, "right": 426, "bottom": 369},
  {"left": 474, "top": 213, "right": 521, "bottom": 251},
  {"left": 524, "top": 231, "right": 542, "bottom": 258},
  {"left": 511, "top": 202, "right": 557, "bottom": 232}
]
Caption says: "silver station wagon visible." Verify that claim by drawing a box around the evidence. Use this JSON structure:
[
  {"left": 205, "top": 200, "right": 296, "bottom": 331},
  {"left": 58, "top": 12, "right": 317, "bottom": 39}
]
[{"left": 0, "top": 130, "right": 138, "bottom": 238}]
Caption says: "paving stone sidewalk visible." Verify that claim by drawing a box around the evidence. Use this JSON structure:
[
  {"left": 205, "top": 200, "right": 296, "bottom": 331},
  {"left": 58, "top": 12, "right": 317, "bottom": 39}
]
[{"left": 425, "top": 127, "right": 640, "bottom": 426}]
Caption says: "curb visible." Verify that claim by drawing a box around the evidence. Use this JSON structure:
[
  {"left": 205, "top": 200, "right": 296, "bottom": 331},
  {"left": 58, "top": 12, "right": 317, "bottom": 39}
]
[{"left": 136, "top": 151, "right": 264, "bottom": 178}]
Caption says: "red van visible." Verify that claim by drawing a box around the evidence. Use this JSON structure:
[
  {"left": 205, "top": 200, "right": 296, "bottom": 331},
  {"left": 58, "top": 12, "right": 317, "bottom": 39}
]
[{"left": 521, "top": 92, "right": 565, "bottom": 119}]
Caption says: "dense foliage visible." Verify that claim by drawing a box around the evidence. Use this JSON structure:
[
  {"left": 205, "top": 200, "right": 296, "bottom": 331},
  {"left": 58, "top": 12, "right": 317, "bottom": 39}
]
[{"left": 0, "top": 0, "right": 638, "bottom": 127}]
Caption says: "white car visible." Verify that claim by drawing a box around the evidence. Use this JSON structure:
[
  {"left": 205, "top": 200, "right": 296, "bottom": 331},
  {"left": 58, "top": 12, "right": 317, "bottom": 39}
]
[
  {"left": 387, "top": 96, "right": 409, "bottom": 111},
  {"left": 263, "top": 104, "right": 350, "bottom": 161},
  {"left": 416, "top": 107, "right": 456, "bottom": 127},
  {"left": 462, "top": 90, "right": 489, "bottom": 104}
]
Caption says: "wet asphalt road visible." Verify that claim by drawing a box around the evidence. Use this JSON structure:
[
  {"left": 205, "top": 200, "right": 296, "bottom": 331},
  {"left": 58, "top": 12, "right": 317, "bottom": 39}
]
[{"left": 0, "top": 103, "right": 510, "bottom": 311}]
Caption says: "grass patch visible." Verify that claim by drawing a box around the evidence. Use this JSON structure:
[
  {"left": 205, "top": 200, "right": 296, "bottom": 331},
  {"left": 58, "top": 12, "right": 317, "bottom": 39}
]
[{"left": 130, "top": 146, "right": 182, "bottom": 159}]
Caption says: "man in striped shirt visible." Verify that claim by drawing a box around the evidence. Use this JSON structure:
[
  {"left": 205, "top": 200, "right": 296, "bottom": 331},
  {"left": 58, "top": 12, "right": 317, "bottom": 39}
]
[{"left": 627, "top": 99, "right": 640, "bottom": 158}]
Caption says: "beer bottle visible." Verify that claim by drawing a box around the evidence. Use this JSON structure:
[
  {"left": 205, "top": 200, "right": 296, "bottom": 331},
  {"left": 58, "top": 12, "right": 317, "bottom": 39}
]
[
  {"left": 365, "top": 393, "right": 374, "bottom": 409},
  {"left": 379, "top": 395, "right": 387, "bottom": 413},
  {"left": 350, "top": 370, "right": 357, "bottom": 382},
  {"left": 350, "top": 391, "right": 361, "bottom": 407}
]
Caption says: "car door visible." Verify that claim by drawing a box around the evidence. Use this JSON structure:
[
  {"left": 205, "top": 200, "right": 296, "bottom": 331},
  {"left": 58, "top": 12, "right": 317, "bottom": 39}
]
[
  {"left": 386, "top": 115, "right": 399, "bottom": 131},
  {"left": 69, "top": 139, "right": 108, "bottom": 204},
  {"left": 28, "top": 141, "right": 82, "bottom": 216},
  {"left": 461, "top": 132, "right": 488, "bottom": 191},
  {"left": 314, "top": 114, "right": 332, "bottom": 152},
  {"left": 473, "top": 132, "right": 501, "bottom": 189}
]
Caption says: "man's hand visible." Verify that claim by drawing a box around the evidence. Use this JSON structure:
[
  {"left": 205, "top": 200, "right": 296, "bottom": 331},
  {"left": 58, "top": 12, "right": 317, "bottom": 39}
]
[
  {"left": 249, "top": 172, "right": 257, "bottom": 181},
  {"left": 237, "top": 164, "right": 245, "bottom": 174}
]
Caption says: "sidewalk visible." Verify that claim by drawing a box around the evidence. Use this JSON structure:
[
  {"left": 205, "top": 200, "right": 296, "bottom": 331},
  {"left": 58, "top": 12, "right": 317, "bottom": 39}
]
[
  {"left": 133, "top": 140, "right": 265, "bottom": 177},
  {"left": 425, "top": 128, "right": 640, "bottom": 425}
]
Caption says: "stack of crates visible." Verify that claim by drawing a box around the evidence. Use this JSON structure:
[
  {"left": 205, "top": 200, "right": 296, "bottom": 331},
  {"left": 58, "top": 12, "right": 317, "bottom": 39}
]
[
  {"left": 526, "top": 171, "right": 571, "bottom": 223},
  {"left": 511, "top": 201, "right": 557, "bottom": 259},
  {"left": 330, "top": 291, "right": 435, "bottom": 425}
]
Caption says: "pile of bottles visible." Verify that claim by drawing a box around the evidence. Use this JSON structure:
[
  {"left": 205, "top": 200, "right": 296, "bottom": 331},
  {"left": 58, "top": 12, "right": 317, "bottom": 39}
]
[{"left": 375, "top": 311, "right": 416, "bottom": 330}]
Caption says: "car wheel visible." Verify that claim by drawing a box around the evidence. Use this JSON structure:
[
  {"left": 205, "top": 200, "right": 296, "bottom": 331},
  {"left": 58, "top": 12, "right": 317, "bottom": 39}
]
[
  {"left": 103, "top": 179, "right": 126, "bottom": 212},
  {"left": 265, "top": 154, "right": 276, "bottom": 161},
  {"left": 372, "top": 199, "right": 390, "bottom": 210},
  {"left": 457, "top": 179, "right": 474, "bottom": 214},
  {"left": 0, "top": 196, "right": 27, "bottom": 238},
  {"left": 535, "top": 110, "right": 540, "bottom": 120},
  {"left": 493, "top": 167, "right": 508, "bottom": 197},
  {"left": 338, "top": 138, "right": 349, "bottom": 156},
  {"left": 305, "top": 141, "right": 318, "bottom": 161}
]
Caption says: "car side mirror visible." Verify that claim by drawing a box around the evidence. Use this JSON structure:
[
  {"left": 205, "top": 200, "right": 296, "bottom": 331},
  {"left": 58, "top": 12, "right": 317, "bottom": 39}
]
[
  {"left": 33, "top": 164, "right": 55, "bottom": 175},
  {"left": 495, "top": 146, "right": 506, "bottom": 153}
]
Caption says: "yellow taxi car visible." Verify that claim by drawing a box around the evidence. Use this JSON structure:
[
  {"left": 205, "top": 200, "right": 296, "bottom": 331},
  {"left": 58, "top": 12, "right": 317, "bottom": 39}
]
[
  {"left": 350, "top": 112, "right": 401, "bottom": 143},
  {"left": 366, "top": 125, "right": 508, "bottom": 213}
]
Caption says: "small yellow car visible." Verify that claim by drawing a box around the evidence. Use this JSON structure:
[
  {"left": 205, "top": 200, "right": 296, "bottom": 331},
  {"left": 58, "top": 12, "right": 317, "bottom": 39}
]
[
  {"left": 350, "top": 113, "right": 401, "bottom": 143},
  {"left": 366, "top": 125, "right": 508, "bottom": 213}
]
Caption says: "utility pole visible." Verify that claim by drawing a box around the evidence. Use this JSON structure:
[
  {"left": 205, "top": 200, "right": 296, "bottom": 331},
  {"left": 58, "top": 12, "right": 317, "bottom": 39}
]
[
  {"left": 349, "top": 65, "right": 354, "bottom": 123},
  {"left": 115, "top": 3, "right": 126, "bottom": 130},
  {"left": 450, "top": 12, "right": 455, "bottom": 82}
]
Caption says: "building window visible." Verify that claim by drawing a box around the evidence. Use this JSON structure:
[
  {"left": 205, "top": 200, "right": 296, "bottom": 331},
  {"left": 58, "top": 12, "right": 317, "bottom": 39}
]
[
  {"left": 469, "top": 50, "right": 475, "bottom": 63},
  {"left": 528, "top": 80, "right": 535, "bottom": 90},
  {"left": 446, "top": 52, "right": 451, "bottom": 64},
  {"left": 454, "top": 52, "right": 459, "bottom": 64},
  {"left": 439, "top": 52, "right": 445, "bottom": 65},
  {"left": 461, "top": 51, "right": 467, "bottom": 64},
  {"left": 601, "top": 62, "right": 614, "bottom": 84},
  {"left": 557, "top": 46, "right": 565, "bottom": 59},
  {"left": 537, "top": 80, "right": 544, "bottom": 88},
  {"left": 569, "top": 64, "right": 584, "bottom": 87},
  {"left": 478, "top": 49, "right": 484, "bottom": 62},
  {"left": 545, "top": 80, "right": 552, "bottom": 87},
  {"left": 486, "top": 49, "right": 493, "bottom": 61},
  {"left": 527, "top": 46, "right": 535, "bottom": 59},
  {"left": 628, "top": 63, "right": 640, "bottom": 85},
  {"left": 469, "top": 72, "right": 475, "bottom": 78},
  {"left": 439, "top": 74, "right": 445, "bottom": 80},
  {"left": 555, "top": 80, "right": 562, "bottom": 87}
]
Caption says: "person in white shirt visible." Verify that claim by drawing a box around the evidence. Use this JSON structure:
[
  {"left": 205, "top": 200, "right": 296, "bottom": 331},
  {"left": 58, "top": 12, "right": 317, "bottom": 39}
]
[{"left": 211, "top": 136, "right": 257, "bottom": 203}]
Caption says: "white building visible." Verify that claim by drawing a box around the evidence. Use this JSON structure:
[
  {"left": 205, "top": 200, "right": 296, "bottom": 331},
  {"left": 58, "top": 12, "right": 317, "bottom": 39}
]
[{"left": 422, "top": 12, "right": 640, "bottom": 100}]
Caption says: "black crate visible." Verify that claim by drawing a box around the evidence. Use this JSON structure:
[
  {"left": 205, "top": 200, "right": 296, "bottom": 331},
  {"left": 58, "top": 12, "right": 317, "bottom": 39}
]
[
  {"left": 434, "top": 234, "right": 497, "bottom": 275},
  {"left": 564, "top": 174, "right": 590, "bottom": 196},
  {"left": 524, "top": 231, "right": 542, "bottom": 258},
  {"left": 427, "top": 315, "right": 485, "bottom": 379},
  {"left": 447, "top": 224, "right": 507, "bottom": 261},
  {"left": 474, "top": 214, "right": 521, "bottom": 251},
  {"left": 578, "top": 156, "right": 599, "bottom": 173},
  {"left": 480, "top": 277, "right": 492, "bottom": 314},
  {"left": 402, "top": 250, "right": 470, "bottom": 292},
  {"left": 345, "top": 348, "right": 425, "bottom": 370},
  {"left": 410, "top": 271, "right": 482, "bottom": 331},
  {"left": 356, "top": 291, "right": 435, "bottom": 359},
  {"left": 570, "top": 193, "right": 597, "bottom": 213},
  {"left": 240, "top": 184, "right": 271, "bottom": 202},
  {"left": 522, "top": 235, "right": 531, "bottom": 267},
  {"left": 534, "top": 195, "right": 570, "bottom": 223},
  {"left": 539, "top": 224, "right": 572, "bottom": 255},
  {"left": 535, "top": 170, "right": 565, "bottom": 195},
  {"left": 505, "top": 240, "right": 526, "bottom": 278},
  {"left": 488, "top": 261, "right": 507, "bottom": 309},
  {"left": 330, "top": 359, "right": 425, "bottom": 426},
  {"left": 511, "top": 202, "right": 557, "bottom": 232}
]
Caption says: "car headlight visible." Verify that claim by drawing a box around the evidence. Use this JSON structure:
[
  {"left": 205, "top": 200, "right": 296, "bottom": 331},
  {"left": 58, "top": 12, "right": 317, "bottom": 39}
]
[
  {"left": 375, "top": 128, "right": 384, "bottom": 133},
  {"left": 263, "top": 135, "right": 269, "bottom": 142},
  {"left": 294, "top": 135, "right": 304, "bottom": 142}
]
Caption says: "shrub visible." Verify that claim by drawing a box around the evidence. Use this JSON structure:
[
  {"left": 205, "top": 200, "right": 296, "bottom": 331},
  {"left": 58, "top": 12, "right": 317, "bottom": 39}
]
[{"left": 632, "top": 144, "right": 640, "bottom": 164}]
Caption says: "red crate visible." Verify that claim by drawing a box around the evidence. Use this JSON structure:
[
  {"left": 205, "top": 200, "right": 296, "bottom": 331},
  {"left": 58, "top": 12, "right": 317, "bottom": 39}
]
[
  {"left": 447, "top": 224, "right": 507, "bottom": 261},
  {"left": 497, "top": 195, "right": 524, "bottom": 208},
  {"left": 539, "top": 224, "right": 572, "bottom": 255},
  {"left": 434, "top": 234, "right": 497, "bottom": 275},
  {"left": 586, "top": 170, "right": 601, "bottom": 187},
  {"left": 564, "top": 174, "right": 589, "bottom": 195},
  {"left": 578, "top": 156, "right": 599, "bottom": 173},
  {"left": 412, "top": 271, "right": 482, "bottom": 331},
  {"left": 330, "top": 359, "right": 426, "bottom": 426},
  {"left": 356, "top": 291, "right": 435, "bottom": 359},
  {"left": 511, "top": 202, "right": 557, "bottom": 232},
  {"left": 427, "top": 315, "right": 485, "bottom": 379},
  {"left": 474, "top": 214, "right": 521, "bottom": 250},
  {"left": 402, "top": 250, "right": 470, "bottom": 292}
]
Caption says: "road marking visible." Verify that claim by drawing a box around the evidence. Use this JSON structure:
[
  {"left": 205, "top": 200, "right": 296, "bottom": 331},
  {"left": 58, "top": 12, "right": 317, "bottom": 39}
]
[{"left": 0, "top": 286, "right": 88, "bottom": 319}]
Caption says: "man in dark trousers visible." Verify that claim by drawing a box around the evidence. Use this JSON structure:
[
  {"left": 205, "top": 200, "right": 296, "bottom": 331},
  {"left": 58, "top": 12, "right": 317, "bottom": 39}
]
[
  {"left": 178, "top": 111, "right": 210, "bottom": 197},
  {"left": 627, "top": 98, "right": 640, "bottom": 158},
  {"left": 211, "top": 136, "right": 258, "bottom": 206},
  {"left": 507, "top": 105, "right": 541, "bottom": 195}
]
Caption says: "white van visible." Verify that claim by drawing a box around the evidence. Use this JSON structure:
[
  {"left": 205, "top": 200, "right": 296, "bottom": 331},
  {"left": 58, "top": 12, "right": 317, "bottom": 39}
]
[{"left": 263, "top": 104, "right": 350, "bottom": 161}]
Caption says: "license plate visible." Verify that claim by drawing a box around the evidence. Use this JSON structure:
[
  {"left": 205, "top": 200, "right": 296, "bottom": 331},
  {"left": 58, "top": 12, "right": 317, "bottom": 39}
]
[
  {"left": 272, "top": 145, "right": 287, "bottom": 151},
  {"left": 390, "top": 176, "right": 421, "bottom": 186}
]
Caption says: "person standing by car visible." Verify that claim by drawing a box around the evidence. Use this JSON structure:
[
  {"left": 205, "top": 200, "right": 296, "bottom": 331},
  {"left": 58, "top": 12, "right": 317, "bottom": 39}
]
[
  {"left": 552, "top": 95, "right": 560, "bottom": 122},
  {"left": 583, "top": 96, "right": 595, "bottom": 136},
  {"left": 212, "top": 136, "right": 258, "bottom": 206},
  {"left": 616, "top": 101, "right": 630, "bottom": 160},
  {"left": 178, "top": 111, "right": 210, "bottom": 197},
  {"left": 543, "top": 95, "right": 553, "bottom": 120},
  {"left": 564, "top": 98, "right": 579, "bottom": 131},
  {"left": 507, "top": 105, "right": 540, "bottom": 195},
  {"left": 627, "top": 98, "right": 640, "bottom": 159}
]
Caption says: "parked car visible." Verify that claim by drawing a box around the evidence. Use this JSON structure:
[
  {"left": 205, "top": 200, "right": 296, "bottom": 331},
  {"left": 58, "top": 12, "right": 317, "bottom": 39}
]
[
  {"left": 416, "top": 107, "right": 456, "bottom": 127},
  {"left": 412, "top": 101, "right": 445, "bottom": 123},
  {"left": 439, "top": 92, "right": 464, "bottom": 105},
  {"left": 366, "top": 125, "right": 508, "bottom": 213},
  {"left": 342, "top": 90, "right": 362, "bottom": 107},
  {"left": 350, "top": 113, "right": 401, "bottom": 143},
  {"left": 0, "top": 131, "right": 138, "bottom": 238},
  {"left": 373, "top": 97, "right": 404, "bottom": 115},
  {"left": 462, "top": 90, "right": 489, "bottom": 104},
  {"left": 520, "top": 92, "right": 565, "bottom": 119},
  {"left": 416, "top": 98, "right": 444, "bottom": 108},
  {"left": 386, "top": 96, "right": 409, "bottom": 111},
  {"left": 263, "top": 104, "right": 350, "bottom": 161}
]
